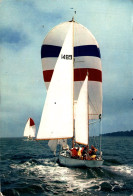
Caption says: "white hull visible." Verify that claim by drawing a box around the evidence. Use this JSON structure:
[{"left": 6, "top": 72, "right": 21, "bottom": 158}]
[
  {"left": 28, "top": 136, "right": 34, "bottom": 140},
  {"left": 59, "top": 151, "right": 103, "bottom": 168},
  {"left": 24, "top": 136, "right": 34, "bottom": 141}
]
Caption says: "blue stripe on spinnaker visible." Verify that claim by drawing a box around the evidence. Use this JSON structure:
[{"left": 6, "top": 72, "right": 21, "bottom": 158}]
[
  {"left": 41, "top": 44, "right": 101, "bottom": 58},
  {"left": 74, "top": 45, "right": 101, "bottom": 58},
  {"left": 41, "top": 45, "right": 61, "bottom": 58}
]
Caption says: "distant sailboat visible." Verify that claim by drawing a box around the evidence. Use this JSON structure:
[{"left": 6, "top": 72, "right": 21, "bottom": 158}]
[
  {"left": 24, "top": 118, "right": 36, "bottom": 140},
  {"left": 36, "top": 18, "right": 103, "bottom": 167}
]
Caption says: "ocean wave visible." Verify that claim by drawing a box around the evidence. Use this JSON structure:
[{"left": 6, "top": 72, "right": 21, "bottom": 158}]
[{"left": 103, "top": 165, "right": 133, "bottom": 177}]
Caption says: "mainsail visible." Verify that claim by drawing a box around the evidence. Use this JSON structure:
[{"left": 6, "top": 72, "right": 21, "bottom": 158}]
[
  {"left": 24, "top": 118, "right": 36, "bottom": 138},
  {"left": 75, "top": 75, "right": 88, "bottom": 145},
  {"left": 37, "top": 22, "right": 74, "bottom": 140}
]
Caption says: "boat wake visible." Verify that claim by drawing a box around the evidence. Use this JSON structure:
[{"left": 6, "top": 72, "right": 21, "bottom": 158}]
[
  {"left": 103, "top": 165, "right": 133, "bottom": 178},
  {"left": 9, "top": 158, "right": 133, "bottom": 195}
]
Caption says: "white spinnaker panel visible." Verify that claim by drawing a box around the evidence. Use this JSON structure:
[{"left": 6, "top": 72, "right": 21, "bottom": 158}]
[
  {"left": 74, "top": 81, "right": 102, "bottom": 119},
  {"left": 43, "top": 22, "right": 99, "bottom": 46},
  {"left": 37, "top": 23, "right": 73, "bottom": 140},
  {"left": 41, "top": 21, "right": 102, "bottom": 120},
  {"left": 75, "top": 75, "right": 88, "bottom": 145}
]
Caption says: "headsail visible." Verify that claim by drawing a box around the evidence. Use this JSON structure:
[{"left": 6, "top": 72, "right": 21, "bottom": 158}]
[
  {"left": 24, "top": 118, "right": 36, "bottom": 138},
  {"left": 75, "top": 75, "right": 88, "bottom": 145},
  {"left": 48, "top": 139, "right": 69, "bottom": 154},
  {"left": 37, "top": 22, "right": 74, "bottom": 140}
]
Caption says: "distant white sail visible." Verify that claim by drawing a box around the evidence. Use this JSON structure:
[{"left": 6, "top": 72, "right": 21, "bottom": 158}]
[
  {"left": 24, "top": 118, "right": 36, "bottom": 138},
  {"left": 75, "top": 75, "right": 88, "bottom": 145},
  {"left": 37, "top": 23, "right": 74, "bottom": 140}
]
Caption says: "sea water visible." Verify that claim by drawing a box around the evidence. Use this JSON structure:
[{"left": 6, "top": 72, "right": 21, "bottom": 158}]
[{"left": 0, "top": 137, "right": 133, "bottom": 195}]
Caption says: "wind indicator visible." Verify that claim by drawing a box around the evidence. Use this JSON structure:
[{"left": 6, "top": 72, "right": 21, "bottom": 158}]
[{"left": 70, "top": 8, "right": 77, "bottom": 21}]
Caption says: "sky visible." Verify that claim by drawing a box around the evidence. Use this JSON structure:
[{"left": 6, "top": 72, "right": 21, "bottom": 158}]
[{"left": 0, "top": 0, "right": 133, "bottom": 137}]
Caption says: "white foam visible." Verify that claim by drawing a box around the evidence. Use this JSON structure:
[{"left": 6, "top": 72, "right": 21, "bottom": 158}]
[
  {"left": 10, "top": 161, "right": 106, "bottom": 191},
  {"left": 10, "top": 160, "right": 132, "bottom": 192},
  {"left": 24, "top": 161, "right": 103, "bottom": 191},
  {"left": 103, "top": 165, "right": 133, "bottom": 177}
]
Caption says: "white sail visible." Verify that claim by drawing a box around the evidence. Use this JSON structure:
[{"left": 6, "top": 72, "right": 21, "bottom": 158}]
[
  {"left": 75, "top": 75, "right": 88, "bottom": 145},
  {"left": 48, "top": 140, "right": 58, "bottom": 154},
  {"left": 48, "top": 139, "right": 68, "bottom": 154},
  {"left": 58, "top": 139, "right": 69, "bottom": 149},
  {"left": 24, "top": 120, "right": 29, "bottom": 137},
  {"left": 37, "top": 22, "right": 74, "bottom": 140},
  {"left": 24, "top": 118, "right": 36, "bottom": 138}
]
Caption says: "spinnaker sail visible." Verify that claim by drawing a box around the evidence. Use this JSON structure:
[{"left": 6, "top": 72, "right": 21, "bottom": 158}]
[{"left": 41, "top": 21, "right": 102, "bottom": 120}]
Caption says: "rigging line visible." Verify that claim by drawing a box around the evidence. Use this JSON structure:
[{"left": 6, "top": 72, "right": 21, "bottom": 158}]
[
  {"left": 35, "top": 139, "right": 48, "bottom": 150},
  {"left": 89, "top": 120, "right": 100, "bottom": 125},
  {"left": 99, "top": 119, "right": 102, "bottom": 157},
  {"left": 92, "top": 136, "right": 98, "bottom": 149},
  {"left": 88, "top": 96, "right": 98, "bottom": 115},
  {"left": 35, "top": 139, "right": 58, "bottom": 167},
  {"left": 90, "top": 121, "right": 99, "bottom": 150}
]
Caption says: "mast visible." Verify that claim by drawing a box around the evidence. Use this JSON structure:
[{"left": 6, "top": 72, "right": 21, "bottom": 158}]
[
  {"left": 72, "top": 16, "right": 75, "bottom": 148},
  {"left": 87, "top": 72, "right": 89, "bottom": 149}
]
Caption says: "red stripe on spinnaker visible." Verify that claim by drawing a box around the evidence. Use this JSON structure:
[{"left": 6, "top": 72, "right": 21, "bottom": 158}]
[
  {"left": 43, "top": 68, "right": 102, "bottom": 82},
  {"left": 29, "top": 118, "right": 35, "bottom": 126}
]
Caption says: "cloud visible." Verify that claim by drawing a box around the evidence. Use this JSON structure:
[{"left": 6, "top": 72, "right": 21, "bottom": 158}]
[{"left": 0, "top": 27, "right": 31, "bottom": 50}]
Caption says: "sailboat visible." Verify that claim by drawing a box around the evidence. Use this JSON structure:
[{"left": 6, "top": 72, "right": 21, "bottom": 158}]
[
  {"left": 23, "top": 118, "right": 36, "bottom": 140},
  {"left": 36, "top": 18, "right": 103, "bottom": 167}
]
